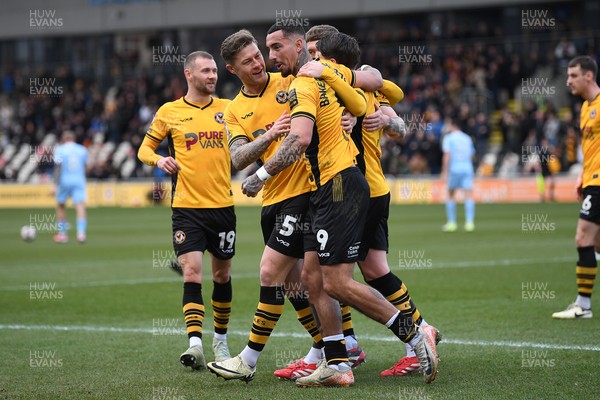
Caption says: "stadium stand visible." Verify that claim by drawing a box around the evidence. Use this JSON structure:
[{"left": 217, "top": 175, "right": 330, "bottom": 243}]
[{"left": 0, "top": 0, "right": 597, "bottom": 182}]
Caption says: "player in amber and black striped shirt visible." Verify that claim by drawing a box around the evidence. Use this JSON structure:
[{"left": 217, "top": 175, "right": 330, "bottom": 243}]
[
  {"left": 236, "top": 24, "right": 439, "bottom": 387},
  {"left": 207, "top": 30, "right": 318, "bottom": 383},
  {"left": 553, "top": 56, "right": 600, "bottom": 319},
  {"left": 138, "top": 51, "right": 235, "bottom": 370},
  {"left": 207, "top": 29, "right": 375, "bottom": 384},
  {"left": 300, "top": 29, "right": 442, "bottom": 378}
]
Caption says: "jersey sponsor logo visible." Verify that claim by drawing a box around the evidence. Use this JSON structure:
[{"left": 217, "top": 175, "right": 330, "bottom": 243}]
[
  {"left": 591, "top": 109, "right": 597, "bottom": 119},
  {"left": 241, "top": 112, "right": 254, "bottom": 120},
  {"left": 316, "top": 80, "right": 330, "bottom": 107},
  {"left": 347, "top": 243, "right": 360, "bottom": 257},
  {"left": 214, "top": 112, "right": 225, "bottom": 124},
  {"left": 318, "top": 252, "right": 330, "bottom": 257},
  {"left": 180, "top": 117, "right": 193, "bottom": 122},
  {"left": 348, "top": 244, "right": 360, "bottom": 251},
  {"left": 184, "top": 132, "right": 225, "bottom": 150},
  {"left": 276, "top": 237, "right": 290, "bottom": 247},
  {"left": 276, "top": 90, "right": 288, "bottom": 104},
  {"left": 174, "top": 230, "right": 186, "bottom": 244}
]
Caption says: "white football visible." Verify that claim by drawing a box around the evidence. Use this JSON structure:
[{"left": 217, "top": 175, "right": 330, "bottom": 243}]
[{"left": 20, "top": 225, "right": 37, "bottom": 242}]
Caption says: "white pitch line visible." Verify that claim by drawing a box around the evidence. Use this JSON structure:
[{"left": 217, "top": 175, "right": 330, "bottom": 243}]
[
  {"left": 0, "top": 257, "right": 573, "bottom": 291},
  {"left": 0, "top": 272, "right": 258, "bottom": 291},
  {"left": 423, "top": 256, "right": 573, "bottom": 269},
  {"left": 1, "top": 324, "right": 598, "bottom": 352}
]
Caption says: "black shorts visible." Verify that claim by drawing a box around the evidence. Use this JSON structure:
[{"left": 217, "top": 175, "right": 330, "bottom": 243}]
[
  {"left": 579, "top": 186, "right": 600, "bottom": 224},
  {"left": 261, "top": 192, "right": 310, "bottom": 259},
  {"left": 172, "top": 207, "right": 236, "bottom": 259},
  {"left": 305, "top": 167, "right": 370, "bottom": 265},
  {"left": 358, "top": 193, "right": 390, "bottom": 260}
]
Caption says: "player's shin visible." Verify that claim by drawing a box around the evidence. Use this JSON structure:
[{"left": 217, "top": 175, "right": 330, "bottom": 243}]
[
  {"left": 212, "top": 278, "right": 232, "bottom": 361},
  {"left": 576, "top": 246, "right": 597, "bottom": 308},
  {"left": 288, "top": 296, "right": 324, "bottom": 350},
  {"left": 340, "top": 303, "right": 357, "bottom": 348},
  {"left": 240, "top": 286, "right": 285, "bottom": 367},
  {"left": 183, "top": 282, "right": 205, "bottom": 344},
  {"left": 211, "top": 278, "right": 232, "bottom": 339}
]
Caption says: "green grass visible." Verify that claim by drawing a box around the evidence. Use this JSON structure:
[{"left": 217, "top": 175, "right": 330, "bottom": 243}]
[{"left": 0, "top": 203, "right": 598, "bottom": 400}]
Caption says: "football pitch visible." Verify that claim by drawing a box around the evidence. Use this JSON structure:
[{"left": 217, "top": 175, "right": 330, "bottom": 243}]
[{"left": 1, "top": 203, "right": 598, "bottom": 400}]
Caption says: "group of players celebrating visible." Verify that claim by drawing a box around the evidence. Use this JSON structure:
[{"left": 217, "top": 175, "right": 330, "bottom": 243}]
[
  {"left": 138, "top": 14, "right": 600, "bottom": 388},
  {"left": 138, "top": 22, "right": 443, "bottom": 388}
]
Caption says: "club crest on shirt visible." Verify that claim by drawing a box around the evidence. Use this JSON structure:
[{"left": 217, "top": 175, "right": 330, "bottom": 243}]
[
  {"left": 276, "top": 90, "right": 289, "bottom": 104},
  {"left": 174, "top": 230, "right": 186, "bottom": 244},
  {"left": 591, "top": 109, "right": 597, "bottom": 119},
  {"left": 215, "top": 112, "right": 225, "bottom": 124}
]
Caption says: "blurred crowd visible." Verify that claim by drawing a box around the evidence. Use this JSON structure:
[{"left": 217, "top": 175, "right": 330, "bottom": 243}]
[
  {"left": 0, "top": 5, "right": 598, "bottom": 181},
  {"left": 353, "top": 15, "right": 597, "bottom": 177}
]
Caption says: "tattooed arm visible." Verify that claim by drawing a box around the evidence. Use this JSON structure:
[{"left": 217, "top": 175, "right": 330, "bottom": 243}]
[
  {"left": 241, "top": 117, "right": 312, "bottom": 197},
  {"left": 384, "top": 116, "right": 406, "bottom": 138},
  {"left": 380, "top": 105, "right": 406, "bottom": 138},
  {"left": 229, "top": 111, "right": 290, "bottom": 171},
  {"left": 363, "top": 104, "right": 406, "bottom": 137},
  {"left": 263, "top": 123, "right": 310, "bottom": 175}
]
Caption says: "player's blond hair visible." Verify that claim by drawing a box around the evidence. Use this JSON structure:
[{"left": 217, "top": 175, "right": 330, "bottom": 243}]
[{"left": 220, "top": 29, "right": 259, "bottom": 65}]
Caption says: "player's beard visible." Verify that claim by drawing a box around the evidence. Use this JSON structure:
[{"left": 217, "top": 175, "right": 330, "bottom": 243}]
[
  {"left": 196, "top": 82, "right": 216, "bottom": 96},
  {"left": 275, "top": 59, "right": 293, "bottom": 77},
  {"left": 280, "top": 66, "right": 292, "bottom": 78}
]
